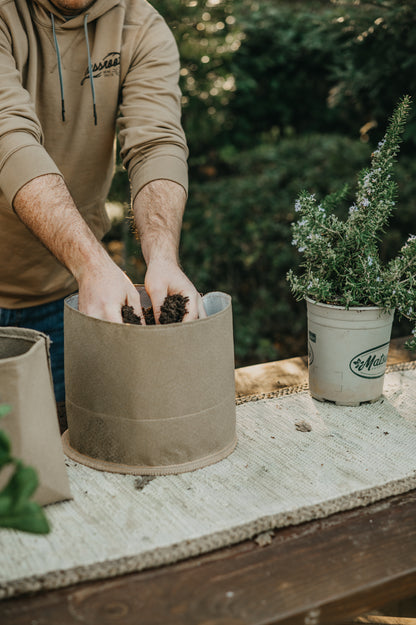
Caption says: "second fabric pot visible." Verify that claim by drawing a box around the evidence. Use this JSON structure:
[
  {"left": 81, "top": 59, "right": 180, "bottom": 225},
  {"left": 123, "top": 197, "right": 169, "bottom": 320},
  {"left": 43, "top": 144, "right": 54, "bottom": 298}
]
[{"left": 0, "top": 327, "right": 71, "bottom": 505}]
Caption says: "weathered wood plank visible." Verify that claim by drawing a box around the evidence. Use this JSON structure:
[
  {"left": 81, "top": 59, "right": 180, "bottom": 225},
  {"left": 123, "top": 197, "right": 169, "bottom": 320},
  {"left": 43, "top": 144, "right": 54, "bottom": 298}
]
[
  {"left": 1, "top": 490, "right": 415, "bottom": 625},
  {"left": 353, "top": 617, "right": 416, "bottom": 625}
]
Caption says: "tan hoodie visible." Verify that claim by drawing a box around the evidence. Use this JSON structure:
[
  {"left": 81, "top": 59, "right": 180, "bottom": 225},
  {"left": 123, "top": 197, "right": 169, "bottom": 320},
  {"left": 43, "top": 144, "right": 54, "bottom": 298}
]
[{"left": 0, "top": 0, "right": 188, "bottom": 308}]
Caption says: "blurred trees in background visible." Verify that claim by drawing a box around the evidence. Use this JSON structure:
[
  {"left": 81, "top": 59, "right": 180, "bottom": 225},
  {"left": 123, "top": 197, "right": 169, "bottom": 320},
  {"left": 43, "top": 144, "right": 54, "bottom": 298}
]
[{"left": 108, "top": 0, "right": 416, "bottom": 365}]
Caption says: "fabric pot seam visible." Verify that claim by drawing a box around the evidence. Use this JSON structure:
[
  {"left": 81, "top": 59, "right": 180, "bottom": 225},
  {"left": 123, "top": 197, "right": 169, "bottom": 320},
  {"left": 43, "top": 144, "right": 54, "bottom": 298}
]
[{"left": 65, "top": 394, "right": 235, "bottom": 424}]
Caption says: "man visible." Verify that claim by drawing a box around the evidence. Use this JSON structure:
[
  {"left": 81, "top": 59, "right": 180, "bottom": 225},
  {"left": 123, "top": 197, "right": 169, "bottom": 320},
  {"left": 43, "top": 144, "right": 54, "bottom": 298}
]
[{"left": 0, "top": 0, "right": 205, "bottom": 401}]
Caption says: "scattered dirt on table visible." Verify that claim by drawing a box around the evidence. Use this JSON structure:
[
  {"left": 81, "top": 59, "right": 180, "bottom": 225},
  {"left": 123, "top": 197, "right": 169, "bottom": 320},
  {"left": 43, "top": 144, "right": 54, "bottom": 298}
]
[
  {"left": 134, "top": 476, "right": 156, "bottom": 491},
  {"left": 254, "top": 530, "right": 275, "bottom": 547},
  {"left": 295, "top": 420, "right": 312, "bottom": 432},
  {"left": 122, "top": 294, "right": 190, "bottom": 326}
]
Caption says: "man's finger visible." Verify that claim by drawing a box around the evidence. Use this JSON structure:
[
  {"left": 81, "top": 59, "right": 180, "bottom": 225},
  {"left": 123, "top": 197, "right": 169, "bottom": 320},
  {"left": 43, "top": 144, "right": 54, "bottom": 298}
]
[
  {"left": 197, "top": 296, "right": 207, "bottom": 319},
  {"left": 183, "top": 293, "right": 202, "bottom": 322},
  {"left": 84, "top": 305, "right": 123, "bottom": 324},
  {"left": 147, "top": 287, "right": 167, "bottom": 324},
  {"left": 126, "top": 290, "right": 145, "bottom": 325}
]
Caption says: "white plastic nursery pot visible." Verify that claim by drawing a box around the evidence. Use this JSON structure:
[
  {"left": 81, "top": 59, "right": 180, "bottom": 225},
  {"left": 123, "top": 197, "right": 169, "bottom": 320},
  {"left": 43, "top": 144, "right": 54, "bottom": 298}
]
[
  {"left": 62, "top": 289, "right": 237, "bottom": 475},
  {"left": 306, "top": 298, "right": 394, "bottom": 406}
]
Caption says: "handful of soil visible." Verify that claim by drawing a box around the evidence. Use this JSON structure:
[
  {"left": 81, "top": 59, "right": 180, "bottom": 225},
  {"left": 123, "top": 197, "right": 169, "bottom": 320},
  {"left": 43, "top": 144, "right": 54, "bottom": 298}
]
[{"left": 121, "top": 293, "right": 190, "bottom": 325}]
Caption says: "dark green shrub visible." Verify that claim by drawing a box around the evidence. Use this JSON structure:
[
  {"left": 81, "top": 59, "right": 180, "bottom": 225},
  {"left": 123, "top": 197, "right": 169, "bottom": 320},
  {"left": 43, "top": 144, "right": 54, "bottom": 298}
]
[
  {"left": 151, "top": 0, "right": 238, "bottom": 161},
  {"left": 226, "top": 1, "right": 416, "bottom": 148},
  {"left": 226, "top": 3, "right": 343, "bottom": 147},
  {"left": 326, "top": 1, "right": 416, "bottom": 146}
]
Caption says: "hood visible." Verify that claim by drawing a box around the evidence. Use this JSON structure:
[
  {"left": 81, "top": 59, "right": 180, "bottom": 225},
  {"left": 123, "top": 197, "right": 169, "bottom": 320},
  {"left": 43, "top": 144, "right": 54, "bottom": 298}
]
[
  {"left": 30, "top": 0, "right": 121, "bottom": 123},
  {"left": 30, "top": 0, "right": 121, "bottom": 28}
]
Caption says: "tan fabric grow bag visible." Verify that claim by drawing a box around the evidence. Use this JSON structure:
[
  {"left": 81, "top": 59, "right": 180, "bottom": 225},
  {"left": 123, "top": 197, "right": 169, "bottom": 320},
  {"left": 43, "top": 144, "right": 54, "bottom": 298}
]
[
  {"left": 0, "top": 327, "right": 72, "bottom": 505},
  {"left": 62, "top": 290, "right": 237, "bottom": 475}
]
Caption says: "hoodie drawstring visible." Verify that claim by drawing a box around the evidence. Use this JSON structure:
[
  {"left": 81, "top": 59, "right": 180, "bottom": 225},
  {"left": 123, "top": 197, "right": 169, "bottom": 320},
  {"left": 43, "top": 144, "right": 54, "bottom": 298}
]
[
  {"left": 84, "top": 14, "right": 97, "bottom": 126},
  {"left": 51, "top": 13, "right": 65, "bottom": 122},
  {"left": 50, "top": 12, "right": 98, "bottom": 125}
]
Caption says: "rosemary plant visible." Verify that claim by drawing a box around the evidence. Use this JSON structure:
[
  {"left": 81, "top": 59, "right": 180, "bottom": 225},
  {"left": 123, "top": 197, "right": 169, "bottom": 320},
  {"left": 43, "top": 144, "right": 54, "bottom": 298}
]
[{"left": 287, "top": 95, "right": 416, "bottom": 350}]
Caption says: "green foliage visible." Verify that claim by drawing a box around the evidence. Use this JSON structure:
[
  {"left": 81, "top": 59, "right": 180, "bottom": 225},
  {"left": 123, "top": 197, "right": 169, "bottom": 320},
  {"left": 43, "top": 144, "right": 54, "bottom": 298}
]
[
  {"left": 327, "top": 0, "right": 416, "bottom": 146},
  {"left": 0, "top": 404, "right": 50, "bottom": 534},
  {"left": 226, "top": 3, "right": 343, "bottom": 146},
  {"left": 287, "top": 97, "right": 416, "bottom": 348},
  {"left": 150, "top": 0, "right": 239, "bottom": 161},
  {"left": 153, "top": 0, "right": 416, "bottom": 160},
  {"left": 386, "top": 237, "right": 416, "bottom": 350},
  {"left": 223, "top": 0, "right": 416, "bottom": 148}
]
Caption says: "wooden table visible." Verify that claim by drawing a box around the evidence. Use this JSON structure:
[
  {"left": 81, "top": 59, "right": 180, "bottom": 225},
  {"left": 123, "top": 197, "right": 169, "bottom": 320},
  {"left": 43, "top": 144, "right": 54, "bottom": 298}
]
[{"left": 1, "top": 338, "right": 416, "bottom": 625}]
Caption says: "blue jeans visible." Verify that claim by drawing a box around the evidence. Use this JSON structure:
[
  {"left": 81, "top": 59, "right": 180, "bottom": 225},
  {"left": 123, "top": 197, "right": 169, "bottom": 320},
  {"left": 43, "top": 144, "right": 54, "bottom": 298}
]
[{"left": 0, "top": 297, "right": 66, "bottom": 402}]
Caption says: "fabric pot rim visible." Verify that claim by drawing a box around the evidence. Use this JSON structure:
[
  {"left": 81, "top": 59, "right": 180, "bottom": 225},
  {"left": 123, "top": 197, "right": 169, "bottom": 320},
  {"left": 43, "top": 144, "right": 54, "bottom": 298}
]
[
  {"left": 64, "top": 290, "right": 232, "bottom": 329},
  {"left": 0, "top": 329, "right": 47, "bottom": 363}
]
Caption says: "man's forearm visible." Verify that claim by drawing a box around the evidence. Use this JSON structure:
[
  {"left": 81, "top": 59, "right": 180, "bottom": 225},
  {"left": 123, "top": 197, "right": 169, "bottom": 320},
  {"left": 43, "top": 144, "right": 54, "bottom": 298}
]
[
  {"left": 13, "top": 173, "right": 144, "bottom": 323},
  {"left": 13, "top": 174, "right": 202, "bottom": 323},
  {"left": 133, "top": 179, "right": 205, "bottom": 322},
  {"left": 133, "top": 179, "right": 186, "bottom": 265},
  {"left": 13, "top": 173, "right": 108, "bottom": 281}
]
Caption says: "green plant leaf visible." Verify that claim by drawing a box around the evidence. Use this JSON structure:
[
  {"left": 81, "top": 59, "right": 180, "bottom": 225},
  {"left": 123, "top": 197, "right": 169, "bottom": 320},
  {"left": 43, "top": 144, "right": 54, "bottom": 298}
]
[
  {"left": 0, "top": 463, "right": 39, "bottom": 512},
  {"left": 0, "top": 501, "right": 50, "bottom": 534},
  {"left": 0, "top": 430, "right": 11, "bottom": 465},
  {"left": 0, "top": 404, "right": 11, "bottom": 418},
  {"left": 0, "top": 491, "right": 13, "bottom": 516}
]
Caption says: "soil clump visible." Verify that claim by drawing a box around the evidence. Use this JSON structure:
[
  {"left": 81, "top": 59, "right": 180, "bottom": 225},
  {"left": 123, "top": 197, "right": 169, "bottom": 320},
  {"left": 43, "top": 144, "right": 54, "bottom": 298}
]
[{"left": 121, "top": 294, "right": 190, "bottom": 325}]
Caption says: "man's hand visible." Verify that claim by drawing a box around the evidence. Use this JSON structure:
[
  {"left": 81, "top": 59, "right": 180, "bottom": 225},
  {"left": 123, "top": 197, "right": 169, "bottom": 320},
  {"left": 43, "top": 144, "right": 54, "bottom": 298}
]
[
  {"left": 134, "top": 179, "right": 206, "bottom": 324},
  {"left": 77, "top": 258, "right": 144, "bottom": 324},
  {"left": 145, "top": 258, "right": 205, "bottom": 323}
]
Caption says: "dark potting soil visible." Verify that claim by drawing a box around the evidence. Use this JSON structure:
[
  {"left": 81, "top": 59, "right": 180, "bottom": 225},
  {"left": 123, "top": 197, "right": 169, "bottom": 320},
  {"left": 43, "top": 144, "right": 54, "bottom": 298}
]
[{"left": 121, "top": 294, "right": 190, "bottom": 325}]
